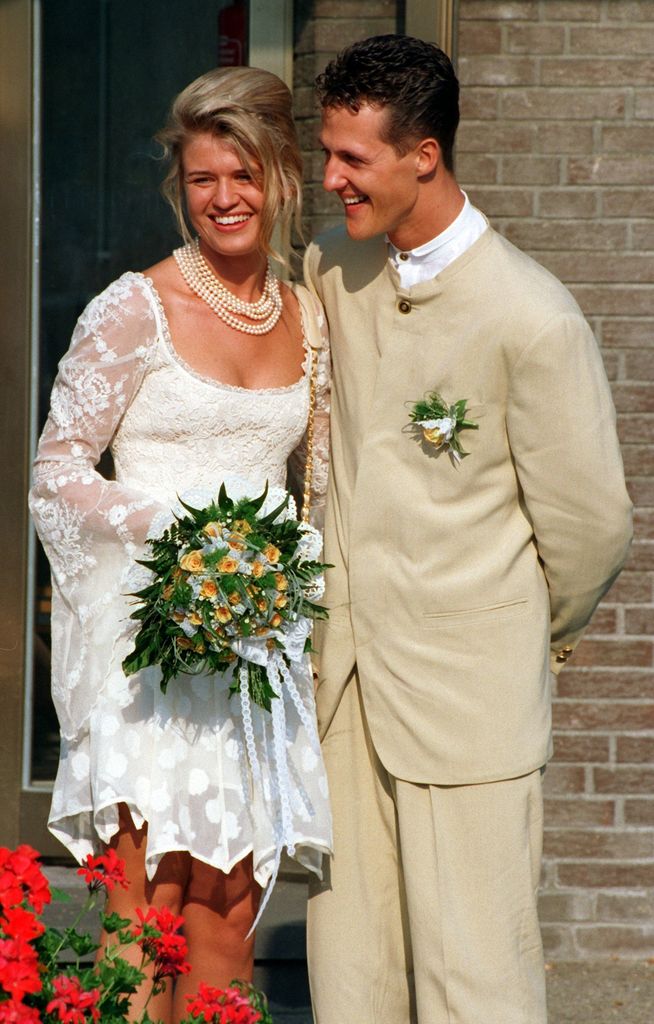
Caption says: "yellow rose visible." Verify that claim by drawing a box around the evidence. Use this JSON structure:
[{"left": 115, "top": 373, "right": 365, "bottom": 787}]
[
  {"left": 199, "top": 579, "right": 218, "bottom": 599},
  {"left": 256, "top": 598, "right": 268, "bottom": 612},
  {"left": 256, "top": 626, "right": 269, "bottom": 636},
  {"left": 176, "top": 637, "right": 193, "bottom": 650},
  {"left": 189, "top": 611, "right": 203, "bottom": 626},
  {"left": 269, "top": 612, "right": 283, "bottom": 628},
  {"left": 233, "top": 519, "right": 253, "bottom": 535},
  {"left": 172, "top": 611, "right": 185, "bottom": 623},
  {"left": 228, "top": 534, "right": 246, "bottom": 552},
  {"left": 218, "top": 556, "right": 239, "bottom": 574},
  {"left": 274, "top": 594, "right": 288, "bottom": 609},
  {"left": 162, "top": 584, "right": 174, "bottom": 600},
  {"left": 422, "top": 426, "right": 447, "bottom": 447},
  {"left": 228, "top": 592, "right": 242, "bottom": 606},
  {"left": 203, "top": 521, "right": 223, "bottom": 538},
  {"left": 172, "top": 566, "right": 184, "bottom": 581},
  {"left": 274, "top": 572, "right": 288, "bottom": 591},
  {"left": 263, "top": 544, "right": 281, "bottom": 563},
  {"left": 214, "top": 606, "right": 232, "bottom": 624},
  {"left": 180, "top": 550, "right": 205, "bottom": 573},
  {"left": 420, "top": 417, "right": 454, "bottom": 449},
  {"left": 251, "top": 561, "right": 265, "bottom": 578},
  {"left": 194, "top": 640, "right": 206, "bottom": 654}
]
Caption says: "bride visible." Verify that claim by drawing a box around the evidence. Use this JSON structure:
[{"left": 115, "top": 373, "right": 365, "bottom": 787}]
[{"left": 29, "top": 66, "right": 331, "bottom": 1022}]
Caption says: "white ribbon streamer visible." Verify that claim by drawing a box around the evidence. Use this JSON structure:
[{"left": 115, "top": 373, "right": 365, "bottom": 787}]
[{"left": 243, "top": 648, "right": 316, "bottom": 938}]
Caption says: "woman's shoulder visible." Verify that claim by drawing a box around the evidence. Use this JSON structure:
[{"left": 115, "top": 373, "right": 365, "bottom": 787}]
[
  {"left": 81, "top": 270, "right": 157, "bottom": 321},
  {"left": 70, "top": 271, "right": 163, "bottom": 359},
  {"left": 142, "top": 253, "right": 178, "bottom": 290}
]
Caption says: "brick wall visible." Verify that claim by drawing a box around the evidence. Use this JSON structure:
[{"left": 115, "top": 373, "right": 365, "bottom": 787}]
[
  {"left": 294, "top": 0, "right": 398, "bottom": 237},
  {"left": 295, "top": 0, "right": 654, "bottom": 959},
  {"left": 456, "top": 0, "right": 654, "bottom": 960}
]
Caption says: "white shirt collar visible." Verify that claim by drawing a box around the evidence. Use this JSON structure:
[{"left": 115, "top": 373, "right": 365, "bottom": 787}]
[{"left": 387, "top": 192, "right": 487, "bottom": 287}]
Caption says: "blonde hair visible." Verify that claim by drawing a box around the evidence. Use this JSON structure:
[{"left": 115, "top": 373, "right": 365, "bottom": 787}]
[{"left": 157, "top": 66, "right": 302, "bottom": 261}]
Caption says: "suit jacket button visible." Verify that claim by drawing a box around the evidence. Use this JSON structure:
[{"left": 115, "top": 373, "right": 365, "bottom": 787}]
[
  {"left": 398, "top": 299, "right": 412, "bottom": 314},
  {"left": 556, "top": 653, "right": 567, "bottom": 663},
  {"left": 398, "top": 252, "right": 409, "bottom": 261},
  {"left": 562, "top": 645, "right": 573, "bottom": 654}
]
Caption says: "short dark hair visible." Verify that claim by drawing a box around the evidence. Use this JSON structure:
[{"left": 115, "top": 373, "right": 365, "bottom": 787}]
[{"left": 316, "top": 34, "right": 460, "bottom": 171}]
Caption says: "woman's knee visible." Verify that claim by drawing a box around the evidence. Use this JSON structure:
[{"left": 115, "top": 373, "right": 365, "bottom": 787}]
[
  {"left": 105, "top": 804, "right": 191, "bottom": 913},
  {"left": 183, "top": 856, "right": 261, "bottom": 930}
]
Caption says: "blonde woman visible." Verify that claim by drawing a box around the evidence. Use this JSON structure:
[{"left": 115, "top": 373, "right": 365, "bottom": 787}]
[{"left": 30, "top": 67, "right": 331, "bottom": 1023}]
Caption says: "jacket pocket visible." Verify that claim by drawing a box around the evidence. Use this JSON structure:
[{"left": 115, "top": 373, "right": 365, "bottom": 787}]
[{"left": 421, "top": 597, "right": 528, "bottom": 630}]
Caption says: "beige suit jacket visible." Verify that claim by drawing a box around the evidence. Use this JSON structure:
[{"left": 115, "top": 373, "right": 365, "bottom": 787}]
[{"left": 305, "top": 224, "right": 632, "bottom": 785}]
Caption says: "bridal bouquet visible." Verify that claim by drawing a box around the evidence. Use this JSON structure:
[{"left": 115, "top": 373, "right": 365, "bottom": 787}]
[{"left": 122, "top": 484, "right": 328, "bottom": 712}]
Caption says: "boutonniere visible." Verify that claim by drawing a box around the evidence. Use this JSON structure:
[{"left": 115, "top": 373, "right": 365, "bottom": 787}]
[{"left": 408, "top": 391, "right": 478, "bottom": 464}]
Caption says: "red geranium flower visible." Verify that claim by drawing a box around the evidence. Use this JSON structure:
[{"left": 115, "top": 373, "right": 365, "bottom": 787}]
[
  {"left": 0, "top": 847, "right": 50, "bottom": 914},
  {"left": 46, "top": 974, "right": 101, "bottom": 1024},
  {"left": 0, "top": 997, "right": 41, "bottom": 1023},
  {"left": 186, "top": 983, "right": 262, "bottom": 1024},
  {"left": 77, "top": 849, "right": 129, "bottom": 894},
  {"left": 0, "top": 938, "right": 41, "bottom": 1000},
  {"left": 0, "top": 907, "right": 45, "bottom": 944},
  {"left": 132, "top": 906, "right": 190, "bottom": 982}
]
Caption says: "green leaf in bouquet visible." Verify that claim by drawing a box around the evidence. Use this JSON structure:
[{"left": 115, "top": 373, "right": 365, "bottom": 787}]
[
  {"left": 258, "top": 491, "right": 290, "bottom": 526},
  {"left": 122, "top": 646, "right": 153, "bottom": 677},
  {"left": 218, "top": 482, "right": 235, "bottom": 513},
  {"left": 238, "top": 482, "right": 269, "bottom": 515},
  {"left": 176, "top": 496, "right": 206, "bottom": 519},
  {"left": 249, "top": 662, "right": 279, "bottom": 712}
]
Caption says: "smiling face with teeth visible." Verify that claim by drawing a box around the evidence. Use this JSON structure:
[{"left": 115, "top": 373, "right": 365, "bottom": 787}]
[
  {"left": 319, "top": 103, "right": 441, "bottom": 249},
  {"left": 182, "top": 131, "right": 266, "bottom": 272}
]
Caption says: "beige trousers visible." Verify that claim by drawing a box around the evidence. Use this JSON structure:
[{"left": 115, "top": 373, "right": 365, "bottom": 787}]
[{"left": 307, "top": 676, "right": 547, "bottom": 1024}]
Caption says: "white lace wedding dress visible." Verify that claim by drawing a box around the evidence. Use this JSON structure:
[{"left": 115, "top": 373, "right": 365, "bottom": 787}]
[{"left": 29, "top": 272, "right": 332, "bottom": 889}]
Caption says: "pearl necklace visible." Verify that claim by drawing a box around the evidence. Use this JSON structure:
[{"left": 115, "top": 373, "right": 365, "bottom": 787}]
[{"left": 173, "top": 238, "right": 283, "bottom": 335}]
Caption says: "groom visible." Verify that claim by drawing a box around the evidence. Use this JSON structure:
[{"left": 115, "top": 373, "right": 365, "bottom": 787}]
[{"left": 304, "top": 34, "right": 632, "bottom": 1024}]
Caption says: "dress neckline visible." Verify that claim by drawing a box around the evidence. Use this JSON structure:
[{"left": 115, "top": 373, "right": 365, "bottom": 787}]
[{"left": 133, "top": 272, "right": 310, "bottom": 396}]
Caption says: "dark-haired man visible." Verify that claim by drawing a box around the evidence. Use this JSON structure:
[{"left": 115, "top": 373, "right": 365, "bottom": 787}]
[{"left": 304, "top": 34, "right": 632, "bottom": 1024}]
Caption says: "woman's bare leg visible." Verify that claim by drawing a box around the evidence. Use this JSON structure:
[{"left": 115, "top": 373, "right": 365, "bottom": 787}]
[
  {"left": 172, "top": 855, "right": 262, "bottom": 1021},
  {"left": 98, "top": 804, "right": 191, "bottom": 1024}
]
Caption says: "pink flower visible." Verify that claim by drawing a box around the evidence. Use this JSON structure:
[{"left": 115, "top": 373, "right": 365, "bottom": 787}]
[{"left": 45, "top": 975, "right": 100, "bottom": 1024}]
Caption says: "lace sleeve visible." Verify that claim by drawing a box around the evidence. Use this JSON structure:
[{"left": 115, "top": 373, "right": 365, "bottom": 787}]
[
  {"left": 29, "top": 273, "right": 167, "bottom": 740},
  {"left": 288, "top": 287, "right": 331, "bottom": 532},
  {"left": 29, "top": 273, "right": 167, "bottom": 591}
]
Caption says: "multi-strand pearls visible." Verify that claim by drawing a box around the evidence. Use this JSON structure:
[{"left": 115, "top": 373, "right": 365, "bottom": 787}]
[{"left": 174, "top": 238, "right": 283, "bottom": 335}]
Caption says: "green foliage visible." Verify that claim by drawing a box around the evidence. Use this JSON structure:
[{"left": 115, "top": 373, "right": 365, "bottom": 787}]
[
  {"left": 122, "top": 486, "right": 329, "bottom": 712},
  {"left": 409, "top": 390, "right": 479, "bottom": 460}
]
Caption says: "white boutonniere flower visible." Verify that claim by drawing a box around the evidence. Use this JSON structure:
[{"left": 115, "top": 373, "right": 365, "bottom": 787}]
[{"left": 408, "top": 392, "right": 478, "bottom": 464}]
